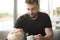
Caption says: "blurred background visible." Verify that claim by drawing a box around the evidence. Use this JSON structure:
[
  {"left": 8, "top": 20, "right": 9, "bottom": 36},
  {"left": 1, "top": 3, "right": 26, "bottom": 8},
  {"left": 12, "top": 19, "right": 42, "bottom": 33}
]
[{"left": 0, "top": 0, "right": 60, "bottom": 40}]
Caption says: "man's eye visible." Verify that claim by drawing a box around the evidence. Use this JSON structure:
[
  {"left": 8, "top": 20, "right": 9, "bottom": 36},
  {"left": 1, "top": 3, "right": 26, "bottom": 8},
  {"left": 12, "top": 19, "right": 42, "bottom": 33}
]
[
  {"left": 27, "top": 9, "right": 30, "bottom": 10},
  {"left": 32, "top": 8, "right": 35, "bottom": 10}
]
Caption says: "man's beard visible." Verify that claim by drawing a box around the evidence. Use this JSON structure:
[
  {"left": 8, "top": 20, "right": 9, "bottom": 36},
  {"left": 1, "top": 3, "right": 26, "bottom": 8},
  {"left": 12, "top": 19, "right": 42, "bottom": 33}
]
[{"left": 29, "top": 13, "right": 38, "bottom": 18}]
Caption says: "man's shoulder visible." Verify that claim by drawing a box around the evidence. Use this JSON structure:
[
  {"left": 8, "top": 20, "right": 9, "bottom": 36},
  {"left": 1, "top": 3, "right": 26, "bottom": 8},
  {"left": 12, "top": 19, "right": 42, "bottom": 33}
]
[
  {"left": 38, "top": 12, "right": 48, "bottom": 16},
  {"left": 18, "top": 14, "right": 28, "bottom": 20},
  {"left": 38, "top": 12, "right": 49, "bottom": 17}
]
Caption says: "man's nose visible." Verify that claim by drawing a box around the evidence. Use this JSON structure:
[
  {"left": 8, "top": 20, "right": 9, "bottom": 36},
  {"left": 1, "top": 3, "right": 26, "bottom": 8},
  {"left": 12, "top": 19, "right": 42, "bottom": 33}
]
[{"left": 30, "top": 10, "right": 33, "bottom": 14}]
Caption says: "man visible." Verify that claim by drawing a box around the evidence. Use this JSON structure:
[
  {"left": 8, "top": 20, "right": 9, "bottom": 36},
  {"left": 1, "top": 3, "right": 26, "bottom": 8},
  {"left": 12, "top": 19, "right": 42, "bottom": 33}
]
[{"left": 7, "top": 0, "right": 53, "bottom": 40}]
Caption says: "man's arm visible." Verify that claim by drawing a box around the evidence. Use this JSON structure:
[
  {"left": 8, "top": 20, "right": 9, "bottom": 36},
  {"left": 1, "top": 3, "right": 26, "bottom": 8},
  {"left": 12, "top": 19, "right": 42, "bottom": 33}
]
[
  {"left": 7, "top": 28, "right": 24, "bottom": 40},
  {"left": 33, "top": 28, "right": 53, "bottom": 40},
  {"left": 43, "top": 28, "right": 53, "bottom": 40}
]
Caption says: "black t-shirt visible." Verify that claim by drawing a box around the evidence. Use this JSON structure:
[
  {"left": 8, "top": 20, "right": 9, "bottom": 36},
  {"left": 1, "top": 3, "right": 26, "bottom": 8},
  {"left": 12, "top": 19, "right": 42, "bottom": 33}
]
[{"left": 14, "top": 12, "right": 52, "bottom": 36}]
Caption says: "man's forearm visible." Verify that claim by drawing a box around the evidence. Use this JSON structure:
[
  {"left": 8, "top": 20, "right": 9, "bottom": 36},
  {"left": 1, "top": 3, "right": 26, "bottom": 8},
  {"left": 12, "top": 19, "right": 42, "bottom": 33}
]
[
  {"left": 44, "top": 28, "right": 53, "bottom": 40},
  {"left": 43, "top": 35, "right": 53, "bottom": 40}
]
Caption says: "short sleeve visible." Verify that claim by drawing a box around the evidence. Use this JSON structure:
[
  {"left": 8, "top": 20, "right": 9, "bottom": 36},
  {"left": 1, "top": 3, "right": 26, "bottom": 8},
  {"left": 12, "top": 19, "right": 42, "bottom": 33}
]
[
  {"left": 44, "top": 14, "right": 52, "bottom": 28},
  {"left": 14, "top": 16, "right": 24, "bottom": 29}
]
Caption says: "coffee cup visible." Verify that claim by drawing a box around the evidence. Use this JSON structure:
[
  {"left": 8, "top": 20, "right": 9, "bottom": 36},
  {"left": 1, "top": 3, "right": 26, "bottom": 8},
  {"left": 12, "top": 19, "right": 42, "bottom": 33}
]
[{"left": 27, "top": 35, "right": 34, "bottom": 40}]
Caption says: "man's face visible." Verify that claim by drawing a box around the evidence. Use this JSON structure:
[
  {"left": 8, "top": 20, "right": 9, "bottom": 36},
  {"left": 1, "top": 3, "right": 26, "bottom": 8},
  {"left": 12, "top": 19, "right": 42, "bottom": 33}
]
[{"left": 26, "top": 3, "right": 39, "bottom": 18}]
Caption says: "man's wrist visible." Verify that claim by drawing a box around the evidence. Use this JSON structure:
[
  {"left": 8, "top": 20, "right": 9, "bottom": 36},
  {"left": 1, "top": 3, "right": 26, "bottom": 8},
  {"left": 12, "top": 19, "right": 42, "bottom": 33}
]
[{"left": 43, "top": 37, "right": 47, "bottom": 40}]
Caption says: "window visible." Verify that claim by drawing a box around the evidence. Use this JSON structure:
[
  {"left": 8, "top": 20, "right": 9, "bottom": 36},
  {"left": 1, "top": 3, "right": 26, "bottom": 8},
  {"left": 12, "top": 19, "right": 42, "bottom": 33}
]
[
  {"left": 0, "top": 0, "right": 14, "bottom": 31},
  {"left": 40, "top": 0, "right": 48, "bottom": 14},
  {"left": 49, "top": 0, "right": 60, "bottom": 30},
  {"left": 17, "top": 0, "right": 26, "bottom": 18}
]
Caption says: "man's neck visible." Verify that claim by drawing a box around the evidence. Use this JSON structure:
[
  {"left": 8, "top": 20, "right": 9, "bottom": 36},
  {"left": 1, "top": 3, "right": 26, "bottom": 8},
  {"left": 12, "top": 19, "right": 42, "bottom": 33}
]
[{"left": 30, "top": 15, "right": 38, "bottom": 20}]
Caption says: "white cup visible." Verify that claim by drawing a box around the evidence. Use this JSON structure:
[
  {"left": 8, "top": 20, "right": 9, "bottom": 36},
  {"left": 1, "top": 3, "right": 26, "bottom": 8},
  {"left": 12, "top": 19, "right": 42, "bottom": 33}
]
[{"left": 27, "top": 35, "right": 34, "bottom": 40}]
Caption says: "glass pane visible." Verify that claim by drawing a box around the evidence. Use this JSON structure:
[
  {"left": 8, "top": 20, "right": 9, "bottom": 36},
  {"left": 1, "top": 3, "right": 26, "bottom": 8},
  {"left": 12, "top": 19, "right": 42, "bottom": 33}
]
[
  {"left": 17, "top": 0, "right": 26, "bottom": 18},
  {"left": 53, "top": 0, "right": 60, "bottom": 16},
  {"left": 51, "top": 0, "right": 60, "bottom": 30},
  {"left": 0, "top": 0, "right": 14, "bottom": 31},
  {"left": 40, "top": 0, "right": 48, "bottom": 14}
]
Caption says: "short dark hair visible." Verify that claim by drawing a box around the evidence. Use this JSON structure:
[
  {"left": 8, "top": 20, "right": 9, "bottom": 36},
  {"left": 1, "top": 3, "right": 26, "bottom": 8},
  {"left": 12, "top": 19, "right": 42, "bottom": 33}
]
[{"left": 25, "top": 0, "right": 39, "bottom": 5}]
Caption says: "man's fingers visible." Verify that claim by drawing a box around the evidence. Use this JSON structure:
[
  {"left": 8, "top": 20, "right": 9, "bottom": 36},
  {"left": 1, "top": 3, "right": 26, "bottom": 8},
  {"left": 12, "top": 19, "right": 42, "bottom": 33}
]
[
  {"left": 38, "top": 34, "right": 42, "bottom": 36},
  {"left": 10, "top": 28, "right": 24, "bottom": 34},
  {"left": 7, "top": 28, "right": 24, "bottom": 40},
  {"left": 10, "top": 28, "right": 18, "bottom": 34},
  {"left": 34, "top": 34, "right": 42, "bottom": 37},
  {"left": 14, "top": 28, "right": 23, "bottom": 33},
  {"left": 34, "top": 34, "right": 42, "bottom": 40},
  {"left": 34, "top": 35, "right": 38, "bottom": 40}
]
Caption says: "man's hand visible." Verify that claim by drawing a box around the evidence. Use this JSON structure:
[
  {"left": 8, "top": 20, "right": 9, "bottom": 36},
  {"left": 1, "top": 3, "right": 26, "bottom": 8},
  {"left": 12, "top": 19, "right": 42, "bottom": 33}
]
[
  {"left": 34, "top": 34, "right": 43, "bottom": 40},
  {"left": 7, "top": 28, "right": 24, "bottom": 40}
]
